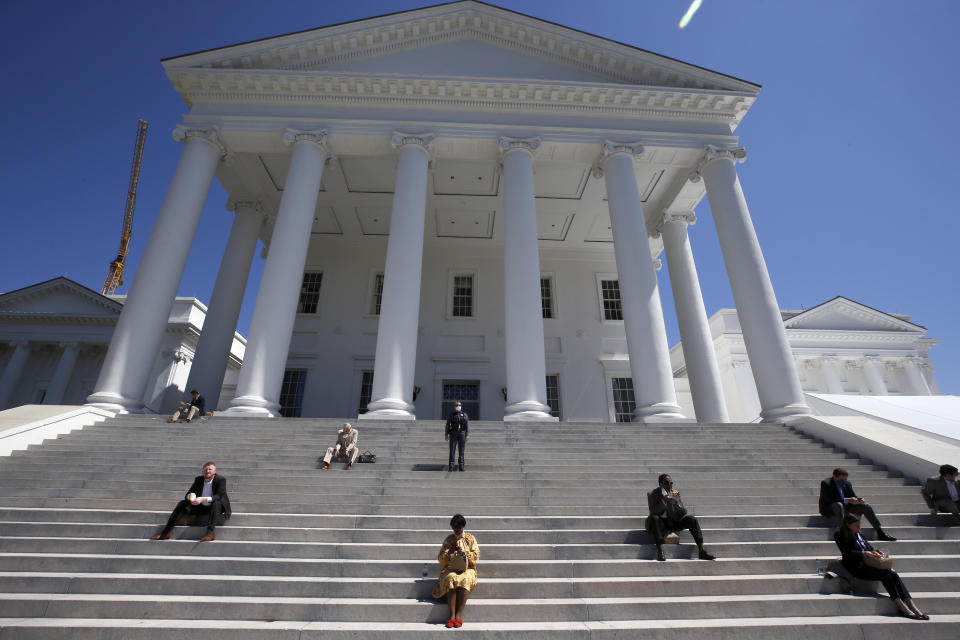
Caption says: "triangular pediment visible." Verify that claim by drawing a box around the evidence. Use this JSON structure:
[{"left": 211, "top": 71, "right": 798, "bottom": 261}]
[
  {"left": 0, "top": 277, "right": 121, "bottom": 317},
  {"left": 307, "top": 37, "right": 620, "bottom": 84},
  {"left": 164, "top": 1, "right": 759, "bottom": 94},
  {"left": 784, "top": 297, "right": 923, "bottom": 333}
]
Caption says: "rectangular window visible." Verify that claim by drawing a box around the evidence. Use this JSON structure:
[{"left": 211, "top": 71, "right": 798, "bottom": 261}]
[
  {"left": 279, "top": 369, "right": 307, "bottom": 417},
  {"left": 452, "top": 275, "right": 474, "bottom": 317},
  {"left": 600, "top": 279, "right": 623, "bottom": 321},
  {"left": 545, "top": 374, "right": 561, "bottom": 419},
  {"left": 358, "top": 370, "right": 374, "bottom": 414},
  {"left": 442, "top": 381, "right": 479, "bottom": 420},
  {"left": 369, "top": 274, "right": 384, "bottom": 316},
  {"left": 612, "top": 377, "right": 635, "bottom": 422},
  {"left": 540, "top": 277, "right": 555, "bottom": 319},
  {"left": 297, "top": 272, "right": 323, "bottom": 314}
]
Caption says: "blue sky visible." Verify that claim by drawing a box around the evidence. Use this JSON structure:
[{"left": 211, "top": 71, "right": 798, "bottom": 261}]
[{"left": 1, "top": 1, "right": 957, "bottom": 394}]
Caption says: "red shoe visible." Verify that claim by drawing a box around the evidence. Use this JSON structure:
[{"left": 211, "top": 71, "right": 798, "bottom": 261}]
[
  {"left": 445, "top": 618, "right": 456, "bottom": 628},
  {"left": 453, "top": 619, "right": 463, "bottom": 627}
]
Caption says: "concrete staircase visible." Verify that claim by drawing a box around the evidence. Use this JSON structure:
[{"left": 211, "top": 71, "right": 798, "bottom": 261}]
[{"left": 0, "top": 415, "right": 958, "bottom": 638}]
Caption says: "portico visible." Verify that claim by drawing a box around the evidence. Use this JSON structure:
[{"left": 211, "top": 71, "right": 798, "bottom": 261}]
[{"left": 85, "top": 1, "right": 810, "bottom": 423}]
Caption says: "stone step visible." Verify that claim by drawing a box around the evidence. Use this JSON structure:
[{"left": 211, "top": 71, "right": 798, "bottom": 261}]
[
  {"left": 0, "top": 591, "right": 956, "bottom": 622},
  {"left": 2, "top": 615, "right": 959, "bottom": 640}
]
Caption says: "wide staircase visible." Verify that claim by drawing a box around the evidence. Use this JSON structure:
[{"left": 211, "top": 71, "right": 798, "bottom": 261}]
[{"left": 0, "top": 415, "right": 958, "bottom": 638}]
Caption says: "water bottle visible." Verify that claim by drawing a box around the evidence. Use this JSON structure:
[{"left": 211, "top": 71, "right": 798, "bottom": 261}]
[
  {"left": 816, "top": 558, "right": 824, "bottom": 577},
  {"left": 421, "top": 563, "right": 429, "bottom": 580}
]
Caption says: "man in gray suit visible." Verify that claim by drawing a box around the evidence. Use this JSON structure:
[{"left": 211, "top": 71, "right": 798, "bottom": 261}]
[{"left": 922, "top": 464, "right": 960, "bottom": 524}]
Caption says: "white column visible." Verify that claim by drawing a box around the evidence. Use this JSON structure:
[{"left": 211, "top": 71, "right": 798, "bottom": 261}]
[
  {"left": 820, "top": 356, "right": 845, "bottom": 393},
  {"left": 699, "top": 145, "right": 809, "bottom": 422},
  {"left": 499, "top": 136, "right": 555, "bottom": 422},
  {"left": 362, "top": 132, "right": 434, "bottom": 420},
  {"left": 846, "top": 360, "right": 870, "bottom": 394},
  {"left": 0, "top": 341, "right": 31, "bottom": 410},
  {"left": 901, "top": 358, "right": 932, "bottom": 395},
  {"left": 598, "top": 142, "right": 685, "bottom": 422},
  {"left": 730, "top": 359, "right": 761, "bottom": 422},
  {"left": 87, "top": 126, "right": 226, "bottom": 412},
  {"left": 862, "top": 356, "right": 888, "bottom": 395},
  {"left": 185, "top": 200, "right": 264, "bottom": 405},
  {"left": 658, "top": 211, "right": 729, "bottom": 423},
  {"left": 43, "top": 342, "right": 81, "bottom": 405},
  {"left": 227, "top": 129, "right": 328, "bottom": 416}
]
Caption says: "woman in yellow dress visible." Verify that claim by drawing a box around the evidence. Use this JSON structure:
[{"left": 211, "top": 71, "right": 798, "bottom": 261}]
[{"left": 432, "top": 513, "right": 479, "bottom": 628}]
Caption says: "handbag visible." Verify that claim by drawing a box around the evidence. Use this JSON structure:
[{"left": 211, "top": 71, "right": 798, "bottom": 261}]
[
  {"left": 358, "top": 451, "right": 376, "bottom": 463},
  {"left": 864, "top": 552, "right": 893, "bottom": 570},
  {"left": 447, "top": 552, "right": 468, "bottom": 573}
]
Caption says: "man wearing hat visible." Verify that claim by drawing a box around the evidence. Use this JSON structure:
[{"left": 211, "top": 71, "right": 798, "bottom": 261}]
[{"left": 445, "top": 401, "right": 470, "bottom": 472}]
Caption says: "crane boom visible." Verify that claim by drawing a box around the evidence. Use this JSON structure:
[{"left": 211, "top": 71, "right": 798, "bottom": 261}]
[{"left": 101, "top": 119, "right": 148, "bottom": 296}]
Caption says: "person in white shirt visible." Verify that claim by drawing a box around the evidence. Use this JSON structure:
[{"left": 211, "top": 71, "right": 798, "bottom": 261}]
[{"left": 150, "top": 461, "right": 231, "bottom": 542}]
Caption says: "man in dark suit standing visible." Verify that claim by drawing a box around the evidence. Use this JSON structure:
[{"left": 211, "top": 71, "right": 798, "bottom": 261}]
[
  {"left": 922, "top": 464, "right": 960, "bottom": 523},
  {"left": 150, "top": 461, "right": 231, "bottom": 542},
  {"left": 646, "top": 473, "right": 715, "bottom": 562},
  {"left": 818, "top": 467, "right": 896, "bottom": 541},
  {"left": 445, "top": 401, "right": 469, "bottom": 472}
]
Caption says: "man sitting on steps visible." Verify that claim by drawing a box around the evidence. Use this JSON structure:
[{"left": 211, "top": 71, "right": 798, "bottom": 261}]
[
  {"left": 646, "top": 473, "right": 715, "bottom": 562},
  {"left": 922, "top": 464, "right": 960, "bottom": 524},
  {"left": 322, "top": 423, "right": 359, "bottom": 470},
  {"left": 150, "top": 461, "right": 231, "bottom": 542},
  {"left": 818, "top": 467, "right": 897, "bottom": 541},
  {"left": 168, "top": 389, "right": 205, "bottom": 424}
]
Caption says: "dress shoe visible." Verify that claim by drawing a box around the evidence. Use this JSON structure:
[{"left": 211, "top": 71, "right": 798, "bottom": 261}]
[
  {"left": 199, "top": 532, "right": 215, "bottom": 542},
  {"left": 445, "top": 618, "right": 456, "bottom": 628},
  {"left": 878, "top": 532, "right": 897, "bottom": 542},
  {"left": 458, "top": 465, "right": 465, "bottom": 472},
  {"left": 149, "top": 533, "right": 171, "bottom": 541},
  {"left": 656, "top": 547, "right": 666, "bottom": 561},
  {"left": 346, "top": 464, "right": 352, "bottom": 470},
  {"left": 321, "top": 464, "right": 330, "bottom": 470},
  {"left": 448, "top": 466, "right": 455, "bottom": 472},
  {"left": 453, "top": 619, "right": 463, "bottom": 627},
  {"left": 698, "top": 549, "right": 716, "bottom": 561}
]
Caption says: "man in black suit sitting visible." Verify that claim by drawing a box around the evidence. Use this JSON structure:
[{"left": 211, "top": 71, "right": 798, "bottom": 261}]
[
  {"left": 818, "top": 467, "right": 896, "bottom": 541},
  {"left": 922, "top": 464, "right": 960, "bottom": 524},
  {"left": 150, "top": 461, "right": 231, "bottom": 542},
  {"left": 646, "top": 473, "right": 715, "bottom": 562}
]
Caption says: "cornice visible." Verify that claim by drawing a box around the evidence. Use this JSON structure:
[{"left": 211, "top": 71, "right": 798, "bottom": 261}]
[
  {"left": 783, "top": 298, "right": 922, "bottom": 333},
  {"left": 0, "top": 279, "right": 122, "bottom": 314},
  {"left": 168, "top": 70, "right": 751, "bottom": 123},
  {"left": 0, "top": 312, "right": 119, "bottom": 325}
]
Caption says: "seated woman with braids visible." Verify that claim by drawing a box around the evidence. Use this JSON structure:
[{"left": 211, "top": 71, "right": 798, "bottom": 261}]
[
  {"left": 834, "top": 513, "right": 927, "bottom": 620},
  {"left": 432, "top": 513, "right": 479, "bottom": 628}
]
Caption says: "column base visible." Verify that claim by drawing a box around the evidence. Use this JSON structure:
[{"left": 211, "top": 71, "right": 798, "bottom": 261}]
[
  {"left": 222, "top": 395, "right": 281, "bottom": 417},
  {"left": 632, "top": 402, "right": 691, "bottom": 424},
  {"left": 504, "top": 400, "right": 558, "bottom": 422},
  {"left": 759, "top": 402, "right": 811, "bottom": 423},
  {"left": 85, "top": 391, "right": 143, "bottom": 414},
  {"left": 359, "top": 398, "right": 415, "bottom": 420}
]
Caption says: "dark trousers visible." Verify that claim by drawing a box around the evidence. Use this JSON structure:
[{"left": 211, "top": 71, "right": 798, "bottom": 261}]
[
  {"left": 646, "top": 513, "right": 704, "bottom": 547},
  {"left": 830, "top": 501, "right": 884, "bottom": 532},
  {"left": 448, "top": 430, "right": 466, "bottom": 469},
  {"left": 162, "top": 500, "right": 220, "bottom": 534},
  {"left": 932, "top": 498, "right": 960, "bottom": 522},
  {"left": 849, "top": 565, "right": 912, "bottom": 600}
]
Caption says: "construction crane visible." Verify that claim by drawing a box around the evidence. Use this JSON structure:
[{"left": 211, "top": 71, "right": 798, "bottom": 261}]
[{"left": 101, "top": 119, "right": 148, "bottom": 296}]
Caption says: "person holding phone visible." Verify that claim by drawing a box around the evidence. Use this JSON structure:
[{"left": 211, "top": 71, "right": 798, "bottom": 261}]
[{"left": 646, "top": 473, "right": 715, "bottom": 562}]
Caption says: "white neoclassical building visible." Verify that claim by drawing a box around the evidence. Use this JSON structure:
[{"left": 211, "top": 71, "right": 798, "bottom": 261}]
[
  {"left": 83, "top": 1, "right": 815, "bottom": 424},
  {"left": 0, "top": 277, "right": 245, "bottom": 413},
  {"left": 670, "top": 296, "right": 942, "bottom": 423}
]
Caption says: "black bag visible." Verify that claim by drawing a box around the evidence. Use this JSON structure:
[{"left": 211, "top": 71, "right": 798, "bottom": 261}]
[{"left": 358, "top": 451, "right": 376, "bottom": 463}]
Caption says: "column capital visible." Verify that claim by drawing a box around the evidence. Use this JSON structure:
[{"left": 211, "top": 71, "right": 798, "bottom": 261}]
[
  {"left": 8, "top": 339, "right": 30, "bottom": 349},
  {"left": 172, "top": 125, "right": 230, "bottom": 160},
  {"left": 690, "top": 145, "right": 747, "bottom": 181},
  {"left": 282, "top": 128, "right": 329, "bottom": 151},
  {"left": 656, "top": 210, "right": 697, "bottom": 235},
  {"left": 845, "top": 359, "right": 863, "bottom": 369},
  {"left": 58, "top": 341, "right": 80, "bottom": 350},
  {"left": 498, "top": 136, "right": 541, "bottom": 157},
  {"left": 226, "top": 198, "right": 266, "bottom": 215},
  {"left": 592, "top": 140, "right": 644, "bottom": 178},
  {"left": 799, "top": 357, "right": 822, "bottom": 369},
  {"left": 391, "top": 131, "right": 435, "bottom": 153}
]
